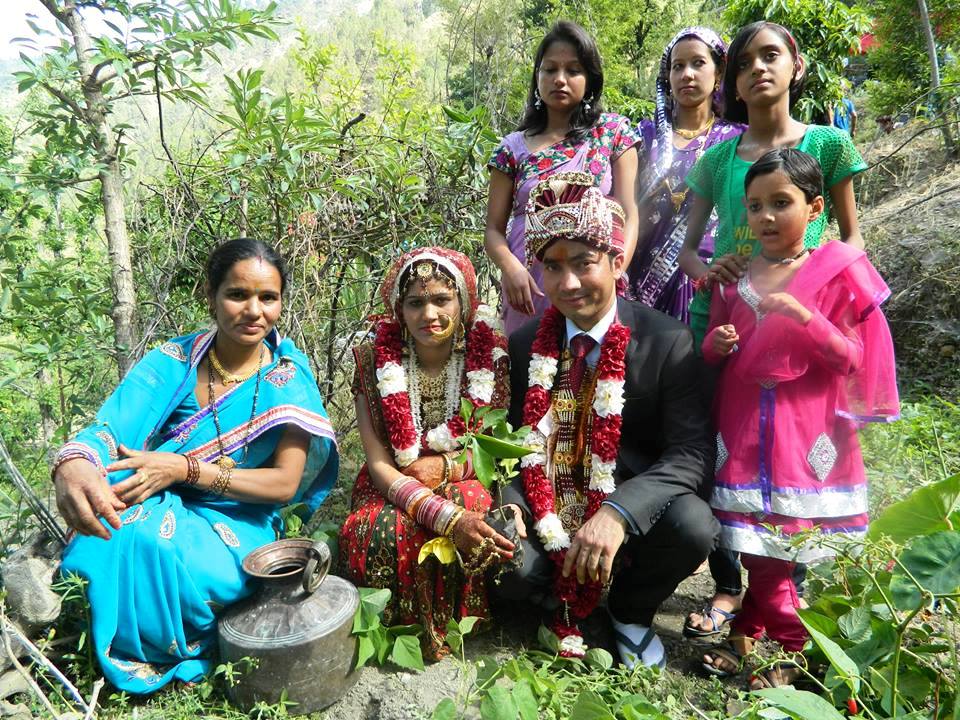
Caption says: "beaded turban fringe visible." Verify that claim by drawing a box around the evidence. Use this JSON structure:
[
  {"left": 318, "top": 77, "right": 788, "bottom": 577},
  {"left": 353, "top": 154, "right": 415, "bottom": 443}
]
[{"left": 524, "top": 171, "right": 626, "bottom": 265}]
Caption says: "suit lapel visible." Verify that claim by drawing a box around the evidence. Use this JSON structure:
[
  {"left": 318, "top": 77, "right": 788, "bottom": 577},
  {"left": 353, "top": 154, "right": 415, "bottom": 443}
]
[{"left": 618, "top": 297, "right": 642, "bottom": 359}]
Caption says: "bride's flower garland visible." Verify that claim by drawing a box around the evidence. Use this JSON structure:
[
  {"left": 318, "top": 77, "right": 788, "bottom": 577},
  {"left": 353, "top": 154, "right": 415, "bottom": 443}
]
[
  {"left": 374, "top": 305, "right": 502, "bottom": 467},
  {"left": 519, "top": 305, "right": 630, "bottom": 656}
]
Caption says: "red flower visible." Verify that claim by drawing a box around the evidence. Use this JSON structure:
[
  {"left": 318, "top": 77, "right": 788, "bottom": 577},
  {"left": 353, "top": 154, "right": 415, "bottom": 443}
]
[
  {"left": 564, "top": 147, "right": 576, "bottom": 158},
  {"left": 846, "top": 699, "right": 858, "bottom": 715},
  {"left": 598, "top": 145, "right": 611, "bottom": 157},
  {"left": 537, "top": 157, "right": 553, "bottom": 171},
  {"left": 589, "top": 159, "right": 603, "bottom": 175}
]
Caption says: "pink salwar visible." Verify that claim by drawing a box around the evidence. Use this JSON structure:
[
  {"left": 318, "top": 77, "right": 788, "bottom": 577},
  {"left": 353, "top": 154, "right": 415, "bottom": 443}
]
[{"left": 732, "top": 554, "right": 806, "bottom": 651}]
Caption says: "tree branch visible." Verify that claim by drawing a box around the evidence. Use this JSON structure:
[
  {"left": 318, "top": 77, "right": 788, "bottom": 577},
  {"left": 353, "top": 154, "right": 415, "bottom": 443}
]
[
  {"left": 39, "top": 81, "right": 88, "bottom": 121},
  {"left": 37, "top": 0, "right": 68, "bottom": 24}
]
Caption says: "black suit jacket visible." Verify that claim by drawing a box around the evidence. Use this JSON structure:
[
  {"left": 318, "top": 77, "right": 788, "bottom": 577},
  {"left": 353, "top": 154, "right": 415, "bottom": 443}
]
[{"left": 502, "top": 297, "right": 715, "bottom": 535}]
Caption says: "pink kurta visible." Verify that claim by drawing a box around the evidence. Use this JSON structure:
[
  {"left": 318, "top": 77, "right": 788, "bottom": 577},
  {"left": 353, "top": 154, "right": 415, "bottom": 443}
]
[{"left": 703, "top": 241, "right": 899, "bottom": 563}]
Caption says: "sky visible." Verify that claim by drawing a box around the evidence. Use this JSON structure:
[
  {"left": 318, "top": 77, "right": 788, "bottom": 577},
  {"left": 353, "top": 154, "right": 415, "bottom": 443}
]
[{"left": 0, "top": 0, "right": 115, "bottom": 61}]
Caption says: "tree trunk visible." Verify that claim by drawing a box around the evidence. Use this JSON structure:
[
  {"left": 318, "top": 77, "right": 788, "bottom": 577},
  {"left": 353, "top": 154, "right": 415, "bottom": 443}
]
[
  {"left": 58, "top": 0, "right": 139, "bottom": 376},
  {"left": 917, "top": 0, "right": 958, "bottom": 156}
]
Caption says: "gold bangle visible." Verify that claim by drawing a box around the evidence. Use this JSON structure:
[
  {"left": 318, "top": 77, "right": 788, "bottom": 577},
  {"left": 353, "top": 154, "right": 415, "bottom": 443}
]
[
  {"left": 443, "top": 506, "right": 466, "bottom": 537},
  {"left": 210, "top": 464, "right": 232, "bottom": 496}
]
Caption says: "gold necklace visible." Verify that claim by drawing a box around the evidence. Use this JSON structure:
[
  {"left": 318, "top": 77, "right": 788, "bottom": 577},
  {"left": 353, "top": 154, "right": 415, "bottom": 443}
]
[
  {"left": 674, "top": 114, "right": 715, "bottom": 140},
  {"left": 209, "top": 347, "right": 260, "bottom": 385},
  {"left": 208, "top": 344, "right": 265, "bottom": 469}
]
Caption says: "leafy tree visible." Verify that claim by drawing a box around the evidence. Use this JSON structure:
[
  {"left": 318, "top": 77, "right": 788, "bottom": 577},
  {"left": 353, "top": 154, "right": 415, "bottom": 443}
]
[
  {"left": 723, "top": 0, "right": 870, "bottom": 122},
  {"left": 13, "top": 0, "right": 281, "bottom": 374}
]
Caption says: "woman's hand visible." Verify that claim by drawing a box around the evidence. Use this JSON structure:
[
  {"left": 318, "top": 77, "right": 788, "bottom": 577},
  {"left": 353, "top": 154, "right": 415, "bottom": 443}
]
[
  {"left": 54, "top": 458, "right": 125, "bottom": 540},
  {"left": 705, "top": 254, "right": 749, "bottom": 285},
  {"left": 452, "top": 511, "right": 515, "bottom": 563},
  {"left": 759, "top": 292, "right": 812, "bottom": 325},
  {"left": 710, "top": 324, "right": 740, "bottom": 357},
  {"left": 402, "top": 456, "right": 444, "bottom": 488},
  {"left": 501, "top": 258, "right": 544, "bottom": 316},
  {"left": 502, "top": 503, "right": 527, "bottom": 539},
  {"left": 107, "top": 445, "right": 187, "bottom": 506}
]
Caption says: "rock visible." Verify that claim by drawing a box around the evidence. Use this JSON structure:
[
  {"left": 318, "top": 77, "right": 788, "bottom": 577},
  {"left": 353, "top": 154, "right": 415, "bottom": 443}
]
[
  {"left": 0, "top": 670, "right": 30, "bottom": 702},
  {"left": 940, "top": 344, "right": 956, "bottom": 358},
  {"left": 0, "top": 700, "right": 33, "bottom": 720},
  {"left": 0, "top": 532, "right": 63, "bottom": 634}
]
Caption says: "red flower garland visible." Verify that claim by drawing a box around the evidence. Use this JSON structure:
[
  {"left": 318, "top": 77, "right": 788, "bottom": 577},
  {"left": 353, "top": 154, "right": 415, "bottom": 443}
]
[
  {"left": 373, "top": 313, "right": 502, "bottom": 466},
  {"left": 519, "top": 305, "right": 631, "bottom": 653}
]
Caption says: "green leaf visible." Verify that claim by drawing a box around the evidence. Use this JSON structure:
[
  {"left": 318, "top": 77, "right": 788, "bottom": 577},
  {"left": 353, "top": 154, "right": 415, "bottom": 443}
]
[
  {"left": 512, "top": 679, "right": 538, "bottom": 720},
  {"left": 753, "top": 688, "right": 846, "bottom": 720},
  {"left": 356, "top": 634, "right": 375, "bottom": 669},
  {"left": 583, "top": 647, "right": 614, "bottom": 670},
  {"left": 480, "top": 686, "right": 518, "bottom": 720},
  {"left": 869, "top": 474, "right": 960, "bottom": 543},
  {"left": 569, "top": 690, "right": 615, "bottom": 720},
  {"left": 458, "top": 615, "right": 481, "bottom": 635},
  {"left": 891, "top": 531, "right": 960, "bottom": 610},
  {"left": 837, "top": 606, "right": 872, "bottom": 643},
  {"left": 431, "top": 698, "right": 457, "bottom": 720},
  {"left": 390, "top": 634, "right": 424, "bottom": 671},
  {"left": 799, "top": 616, "right": 861, "bottom": 693},
  {"left": 537, "top": 625, "right": 560, "bottom": 653},
  {"left": 480, "top": 408, "right": 508, "bottom": 430},
  {"left": 460, "top": 397, "right": 474, "bottom": 422},
  {"left": 471, "top": 439, "right": 496, "bottom": 489},
  {"left": 474, "top": 433, "right": 533, "bottom": 459}
]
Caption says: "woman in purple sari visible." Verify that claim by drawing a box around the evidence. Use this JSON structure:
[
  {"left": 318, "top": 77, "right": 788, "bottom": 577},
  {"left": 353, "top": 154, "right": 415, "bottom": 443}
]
[
  {"left": 485, "top": 20, "right": 640, "bottom": 336},
  {"left": 629, "top": 27, "right": 744, "bottom": 322}
]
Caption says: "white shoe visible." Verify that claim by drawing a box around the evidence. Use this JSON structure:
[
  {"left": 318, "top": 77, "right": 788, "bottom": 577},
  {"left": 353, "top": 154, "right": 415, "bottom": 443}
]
[{"left": 610, "top": 614, "right": 666, "bottom": 669}]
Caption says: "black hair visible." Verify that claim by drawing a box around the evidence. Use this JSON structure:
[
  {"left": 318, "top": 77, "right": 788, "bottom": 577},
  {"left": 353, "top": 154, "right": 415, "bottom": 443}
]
[
  {"left": 723, "top": 21, "right": 806, "bottom": 124},
  {"left": 517, "top": 20, "right": 604, "bottom": 142},
  {"left": 205, "top": 238, "right": 289, "bottom": 296},
  {"left": 744, "top": 148, "right": 823, "bottom": 202}
]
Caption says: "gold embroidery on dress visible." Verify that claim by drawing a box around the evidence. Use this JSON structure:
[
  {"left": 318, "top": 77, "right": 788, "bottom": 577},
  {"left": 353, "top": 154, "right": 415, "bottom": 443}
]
[{"left": 550, "top": 352, "right": 597, "bottom": 534}]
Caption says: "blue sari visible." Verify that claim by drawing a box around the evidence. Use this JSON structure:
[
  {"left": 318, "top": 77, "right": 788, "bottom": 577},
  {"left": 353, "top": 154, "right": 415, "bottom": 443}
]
[{"left": 59, "top": 328, "right": 338, "bottom": 693}]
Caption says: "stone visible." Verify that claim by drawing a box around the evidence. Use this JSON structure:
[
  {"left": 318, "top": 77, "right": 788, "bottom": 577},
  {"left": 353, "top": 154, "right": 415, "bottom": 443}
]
[
  {"left": 0, "top": 700, "right": 33, "bottom": 720},
  {"left": 0, "top": 533, "right": 63, "bottom": 634},
  {"left": 0, "top": 670, "right": 30, "bottom": 702}
]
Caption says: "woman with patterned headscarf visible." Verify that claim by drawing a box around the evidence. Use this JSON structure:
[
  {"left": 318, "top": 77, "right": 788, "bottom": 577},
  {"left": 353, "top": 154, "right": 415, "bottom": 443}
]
[
  {"left": 339, "top": 248, "right": 517, "bottom": 660},
  {"left": 629, "top": 27, "right": 744, "bottom": 321}
]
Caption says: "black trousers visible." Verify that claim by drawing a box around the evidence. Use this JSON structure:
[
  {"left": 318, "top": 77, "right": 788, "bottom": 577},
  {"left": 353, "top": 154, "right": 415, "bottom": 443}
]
[{"left": 496, "top": 493, "right": 719, "bottom": 627}]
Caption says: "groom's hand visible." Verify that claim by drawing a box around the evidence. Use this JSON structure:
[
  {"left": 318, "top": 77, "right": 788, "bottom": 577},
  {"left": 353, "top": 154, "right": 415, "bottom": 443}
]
[{"left": 562, "top": 505, "right": 626, "bottom": 585}]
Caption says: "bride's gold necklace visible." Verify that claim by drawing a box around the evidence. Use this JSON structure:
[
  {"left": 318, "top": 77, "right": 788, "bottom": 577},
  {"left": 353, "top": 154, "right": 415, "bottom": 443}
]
[
  {"left": 209, "top": 347, "right": 261, "bottom": 384},
  {"left": 673, "top": 114, "right": 715, "bottom": 140}
]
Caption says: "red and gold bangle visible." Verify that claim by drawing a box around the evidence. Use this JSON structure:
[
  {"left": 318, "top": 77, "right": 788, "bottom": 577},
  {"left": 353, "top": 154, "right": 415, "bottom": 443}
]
[{"left": 182, "top": 455, "right": 201, "bottom": 486}]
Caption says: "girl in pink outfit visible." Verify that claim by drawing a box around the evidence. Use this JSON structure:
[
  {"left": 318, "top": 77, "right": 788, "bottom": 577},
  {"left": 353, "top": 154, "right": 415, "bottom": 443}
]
[{"left": 700, "top": 148, "right": 899, "bottom": 688}]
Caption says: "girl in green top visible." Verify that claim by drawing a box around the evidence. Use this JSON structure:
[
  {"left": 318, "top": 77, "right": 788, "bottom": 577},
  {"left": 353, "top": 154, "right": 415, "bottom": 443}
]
[{"left": 679, "top": 21, "right": 867, "bottom": 346}]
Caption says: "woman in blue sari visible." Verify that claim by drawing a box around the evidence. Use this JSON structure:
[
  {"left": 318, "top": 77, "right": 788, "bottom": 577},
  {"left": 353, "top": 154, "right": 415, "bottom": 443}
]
[{"left": 52, "top": 238, "right": 338, "bottom": 694}]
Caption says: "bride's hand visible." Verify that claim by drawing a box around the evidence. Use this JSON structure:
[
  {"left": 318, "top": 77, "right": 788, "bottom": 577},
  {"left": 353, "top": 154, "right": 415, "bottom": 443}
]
[
  {"left": 402, "top": 456, "right": 444, "bottom": 487},
  {"left": 452, "top": 511, "right": 515, "bottom": 562}
]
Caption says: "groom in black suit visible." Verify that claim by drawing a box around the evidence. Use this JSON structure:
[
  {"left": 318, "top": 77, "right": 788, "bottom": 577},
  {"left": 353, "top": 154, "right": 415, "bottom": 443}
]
[{"left": 497, "top": 173, "right": 718, "bottom": 668}]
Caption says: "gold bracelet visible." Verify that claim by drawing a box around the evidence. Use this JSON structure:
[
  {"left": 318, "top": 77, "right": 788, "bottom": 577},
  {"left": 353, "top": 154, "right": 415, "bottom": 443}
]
[
  {"left": 442, "top": 506, "right": 466, "bottom": 537},
  {"left": 210, "top": 464, "right": 232, "bottom": 496}
]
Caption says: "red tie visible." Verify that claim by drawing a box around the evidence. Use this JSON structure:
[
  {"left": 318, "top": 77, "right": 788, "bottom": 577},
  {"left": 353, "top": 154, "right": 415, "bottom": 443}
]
[{"left": 569, "top": 333, "right": 596, "bottom": 396}]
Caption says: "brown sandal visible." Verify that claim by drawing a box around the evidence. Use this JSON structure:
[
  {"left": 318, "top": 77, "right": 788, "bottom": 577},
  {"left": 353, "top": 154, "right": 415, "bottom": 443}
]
[
  {"left": 748, "top": 660, "right": 802, "bottom": 689},
  {"left": 701, "top": 635, "right": 754, "bottom": 678}
]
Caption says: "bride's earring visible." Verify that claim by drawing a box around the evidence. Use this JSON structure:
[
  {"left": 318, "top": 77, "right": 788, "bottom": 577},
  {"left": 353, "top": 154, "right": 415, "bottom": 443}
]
[{"left": 534, "top": 90, "right": 543, "bottom": 109}]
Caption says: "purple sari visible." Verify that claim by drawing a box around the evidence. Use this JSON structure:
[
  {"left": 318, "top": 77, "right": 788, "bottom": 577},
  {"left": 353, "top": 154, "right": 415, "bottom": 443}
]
[
  {"left": 488, "top": 113, "right": 640, "bottom": 335},
  {"left": 629, "top": 118, "right": 744, "bottom": 321}
]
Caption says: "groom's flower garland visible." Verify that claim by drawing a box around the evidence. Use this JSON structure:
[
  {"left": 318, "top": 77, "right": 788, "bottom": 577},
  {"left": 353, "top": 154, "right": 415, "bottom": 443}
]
[
  {"left": 520, "top": 306, "right": 630, "bottom": 656},
  {"left": 374, "top": 305, "right": 502, "bottom": 467}
]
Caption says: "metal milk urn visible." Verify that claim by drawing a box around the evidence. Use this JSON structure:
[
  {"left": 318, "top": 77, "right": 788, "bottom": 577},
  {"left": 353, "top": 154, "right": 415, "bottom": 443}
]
[{"left": 218, "top": 538, "right": 360, "bottom": 714}]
